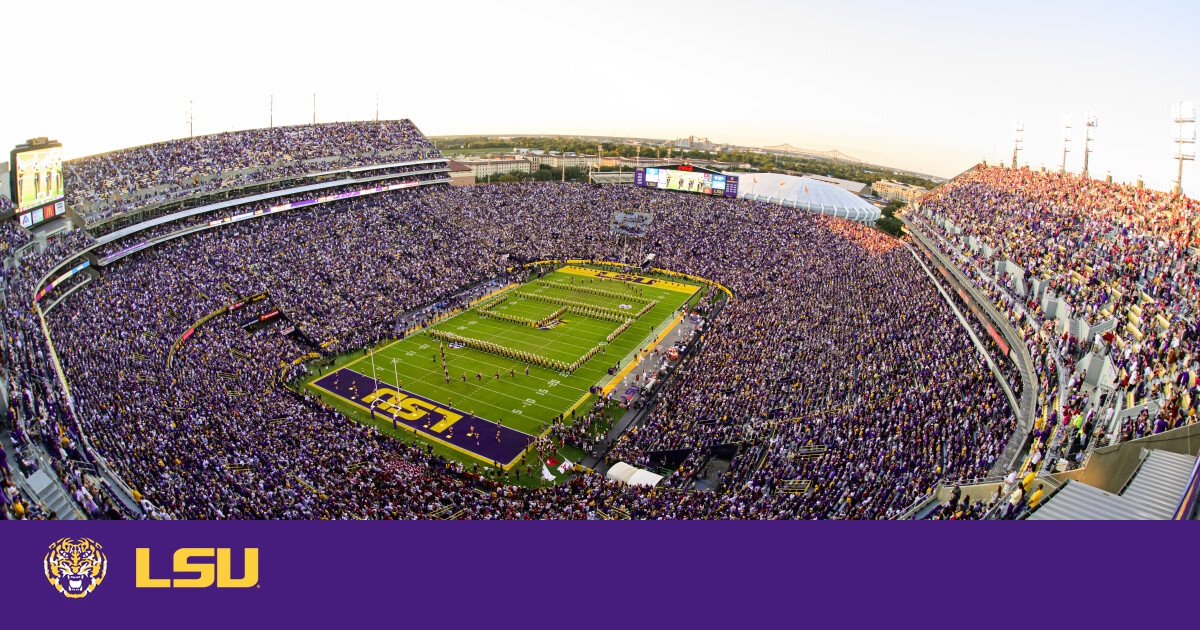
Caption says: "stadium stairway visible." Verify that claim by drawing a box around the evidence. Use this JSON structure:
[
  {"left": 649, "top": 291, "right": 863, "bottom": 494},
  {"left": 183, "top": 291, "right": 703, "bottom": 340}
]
[
  {"left": 2, "top": 427, "right": 88, "bottom": 519},
  {"left": 1028, "top": 450, "right": 1196, "bottom": 520},
  {"left": 25, "top": 469, "right": 82, "bottom": 520}
]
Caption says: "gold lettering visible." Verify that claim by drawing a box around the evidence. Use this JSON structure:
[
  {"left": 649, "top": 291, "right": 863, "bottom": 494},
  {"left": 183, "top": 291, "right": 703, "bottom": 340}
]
[
  {"left": 429, "top": 410, "right": 463, "bottom": 433},
  {"left": 396, "top": 396, "right": 436, "bottom": 421},
  {"left": 361, "top": 388, "right": 404, "bottom": 412},
  {"left": 135, "top": 548, "right": 170, "bottom": 588},
  {"left": 136, "top": 548, "right": 259, "bottom": 588},
  {"left": 216, "top": 548, "right": 259, "bottom": 588},
  {"left": 172, "top": 548, "right": 215, "bottom": 588}
]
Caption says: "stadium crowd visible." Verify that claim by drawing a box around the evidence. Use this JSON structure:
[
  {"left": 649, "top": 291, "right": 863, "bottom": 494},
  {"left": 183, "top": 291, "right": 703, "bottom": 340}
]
[
  {"left": 65, "top": 120, "right": 437, "bottom": 225},
  {"left": 912, "top": 166, "right": 1199, "bottom": 448},
  {"left": 0, "top": 177, "right": 1027, "bottom": 520},
  {"left": 12, "top": 127, "right": 1193, "bottom": 520},
  {"left": 904, "top": 165, "right": 1199, "bottom": 517},
  {"left": 93, "top": 170, "right": 449, "bottom": 260}
]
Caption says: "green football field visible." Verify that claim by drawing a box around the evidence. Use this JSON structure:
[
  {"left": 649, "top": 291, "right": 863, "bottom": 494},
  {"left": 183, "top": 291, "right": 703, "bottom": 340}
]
[{"left": 302, "top": 265, "right": 705, "bottom": 486}]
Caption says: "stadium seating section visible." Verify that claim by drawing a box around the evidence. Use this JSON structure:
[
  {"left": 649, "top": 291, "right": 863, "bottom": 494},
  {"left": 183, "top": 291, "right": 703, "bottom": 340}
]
[{"left": 2, "top": 125, "right": 1197, "bottom": 520}]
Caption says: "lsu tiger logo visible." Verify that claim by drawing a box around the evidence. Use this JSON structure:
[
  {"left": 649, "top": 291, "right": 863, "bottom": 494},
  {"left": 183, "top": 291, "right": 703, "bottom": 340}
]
[{"left": 44, "top": 537, "right": 107, "bottom": 598}]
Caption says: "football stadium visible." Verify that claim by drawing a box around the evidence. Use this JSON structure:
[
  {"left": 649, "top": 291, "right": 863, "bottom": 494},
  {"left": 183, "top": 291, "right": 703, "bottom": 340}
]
[
  {"left": 1, "top": 6, "right": 1198, "bottom": 528},
  {"left": 1, "top": 116, "right": 1195, "bottom": 523}
]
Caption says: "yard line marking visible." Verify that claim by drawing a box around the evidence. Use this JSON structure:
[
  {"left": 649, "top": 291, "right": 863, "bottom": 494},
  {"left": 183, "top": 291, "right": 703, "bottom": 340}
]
[
  {"left": 365, "top": 347, "right": 579, "bottom": 406},
  {"left": 345, "top": 364, "right": 565, "bottom": 416},
  {"left": 340, "top": 367, "right": 550, "bottom": 430},
  {"left": 344, "top": 283, "right": 522, "bottom": 372}
]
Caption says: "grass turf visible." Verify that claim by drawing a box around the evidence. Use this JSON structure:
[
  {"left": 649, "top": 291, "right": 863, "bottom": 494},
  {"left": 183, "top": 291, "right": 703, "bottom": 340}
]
[{"left": 301, "top": 267, "right": 705, "bottom": 486}]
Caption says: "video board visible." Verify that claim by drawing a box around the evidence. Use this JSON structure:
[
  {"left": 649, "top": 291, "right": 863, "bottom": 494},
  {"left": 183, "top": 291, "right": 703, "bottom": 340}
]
[
  {"left": 634, "top": 165, "right": 738, "bottom": 197},
  {"left": 10, "top": 140, "right": 67, "bottom": 226}
]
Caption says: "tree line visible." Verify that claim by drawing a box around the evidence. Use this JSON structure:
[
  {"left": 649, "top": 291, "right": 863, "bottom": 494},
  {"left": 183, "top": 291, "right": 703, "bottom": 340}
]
[{"left": 435, "top": 136, "right": 939, "bottom": 189}]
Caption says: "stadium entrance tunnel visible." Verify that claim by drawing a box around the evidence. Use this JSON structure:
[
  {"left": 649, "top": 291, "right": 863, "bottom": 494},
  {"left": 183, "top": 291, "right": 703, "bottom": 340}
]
[
  {"left": 646, "top": 448, "right": 693, "bottom": 471},
  {"left": 692, "top": 443, "right": 740, "bottom": 493}
]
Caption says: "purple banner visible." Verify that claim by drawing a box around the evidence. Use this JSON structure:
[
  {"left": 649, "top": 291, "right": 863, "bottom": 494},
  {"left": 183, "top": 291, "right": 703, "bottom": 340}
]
[{"left": 0, "top": 521, "right": 1186, "bottom": 628}]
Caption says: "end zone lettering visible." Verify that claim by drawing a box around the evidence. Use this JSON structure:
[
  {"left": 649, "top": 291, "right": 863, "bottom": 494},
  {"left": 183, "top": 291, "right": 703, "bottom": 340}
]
[
  {"left": 362, "top": 387, "right": 463, "bottom": 433},
  {"left": 135, "top": 548, "right": 259, "bottom": 588},
  {"left": 591, "top": 270, "right": 657, "bottom": 285},
  {"left": 310, "top": 368, "right": 531, "bottom": 467}
]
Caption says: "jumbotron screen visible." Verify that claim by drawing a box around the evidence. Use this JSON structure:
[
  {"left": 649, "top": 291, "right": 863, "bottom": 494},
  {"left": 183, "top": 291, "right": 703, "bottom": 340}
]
[
  {"left": 12, "top": 145, "right": 65, "bottom": 213},
  {"left": 634, "top": 165, "right": 738, "bottom": 196}
]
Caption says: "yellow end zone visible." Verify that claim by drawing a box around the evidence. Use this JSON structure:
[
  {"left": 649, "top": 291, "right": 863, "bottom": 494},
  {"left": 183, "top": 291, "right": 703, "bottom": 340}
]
[{"left": 558, "top": 265, "right": 698, "bottom": 294}]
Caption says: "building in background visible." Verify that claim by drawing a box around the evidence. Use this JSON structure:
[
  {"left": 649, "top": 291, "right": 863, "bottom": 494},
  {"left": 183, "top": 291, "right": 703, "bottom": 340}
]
[
  {"left": 445, "top": 160, "right": 475, "bottom": 186},
  {"left": 872, "top": 179, "right": 927, "bottom": 203},
  {"left": 673, "top": 136, "right": 713, "bottom": 151},
  {"left": 616, "top": 157, "right": 669, "bottom": 169},
  {"left": 526, "top": 153, "right": 598, "bottom": 169},
  {"left": 0, "top": 162, "right": 9, "bottom": 205},
  {"left": 671, "top": 136, "right": 743, "bottom": 153},
  {"left": 458, "top": 157, "right": 532, "bottom": 180}
]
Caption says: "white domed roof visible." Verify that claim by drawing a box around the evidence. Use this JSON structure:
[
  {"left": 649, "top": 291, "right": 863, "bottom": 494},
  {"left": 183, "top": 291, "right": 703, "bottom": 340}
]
[{"left": 736, "top": 173, "right": 881, "bottom": 224}]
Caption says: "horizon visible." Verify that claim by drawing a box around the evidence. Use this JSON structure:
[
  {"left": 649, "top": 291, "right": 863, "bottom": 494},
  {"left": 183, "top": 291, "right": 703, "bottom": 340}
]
[{"left": 1, "top": 0, "right": 1197, "bottom": 195}]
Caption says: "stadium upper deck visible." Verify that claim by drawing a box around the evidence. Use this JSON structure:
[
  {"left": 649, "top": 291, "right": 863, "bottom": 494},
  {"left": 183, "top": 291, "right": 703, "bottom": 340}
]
[{"left": 63, "top": 120, "right": 439, "bottom": 226}]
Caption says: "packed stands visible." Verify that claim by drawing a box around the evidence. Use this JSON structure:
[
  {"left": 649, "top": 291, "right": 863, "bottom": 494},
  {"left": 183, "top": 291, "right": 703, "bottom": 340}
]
[
  {"left": 12, "top": 122, "right": 1193, "bottom": 521},
  {"left": 903, "top": 164, "right": 1200, "bottom": 518},
  {"left": 65, "top": 120, "right": 438, "bottom": 225},
  {"left": 0, "top": 172, "right": 1021, "bottom": 519}
]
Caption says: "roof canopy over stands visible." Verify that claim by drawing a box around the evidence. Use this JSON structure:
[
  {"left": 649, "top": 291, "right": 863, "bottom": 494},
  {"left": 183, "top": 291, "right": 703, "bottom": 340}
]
[{"left": 737, "top": 173, "right": 880, "bottom": 224}]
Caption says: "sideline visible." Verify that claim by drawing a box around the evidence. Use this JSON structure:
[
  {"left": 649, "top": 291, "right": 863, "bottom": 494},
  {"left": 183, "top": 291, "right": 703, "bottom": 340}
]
[{"left": 602, "top": 311, "right": 688, "bottom": 396}]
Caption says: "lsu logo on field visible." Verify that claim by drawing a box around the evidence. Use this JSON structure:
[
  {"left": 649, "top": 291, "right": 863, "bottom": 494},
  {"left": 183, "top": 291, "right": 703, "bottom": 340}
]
[
  {"left": 136, "top": 548, "right": 259, "bottom": 588},
  {"left": 45, "top": 537, "right": 107, "bottom": 598},
  {"left": 362, "top": 388, "right": 463, "bottom": 433},
  {"left": 538, "top": 319, "right": 566, "bottom": 330}
]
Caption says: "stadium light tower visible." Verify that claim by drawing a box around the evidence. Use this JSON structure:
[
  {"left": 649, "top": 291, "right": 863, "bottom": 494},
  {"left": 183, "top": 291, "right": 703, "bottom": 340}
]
[
  {"left": 1081, "top": 111, "right": 1098, "bottom": 179},
  {"left": 188, "top": 100, "right": 194, "bottom": 138},
  {"left": 1061, "top": 114, "right": 1072, "bottom": 173},
  {"left": 1171, "top": 101, "right": 1196, "bottom": 194},
  {"left": 1011, "top": 120, "right": 1024, "bottom": 168},
  {"left": 270, "top": 95, "right": 274, "bottom": 128}
]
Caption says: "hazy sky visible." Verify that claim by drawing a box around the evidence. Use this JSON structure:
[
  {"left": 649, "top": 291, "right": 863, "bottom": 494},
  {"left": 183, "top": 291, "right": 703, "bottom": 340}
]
[{"left": 2, "top": 0, "right": 1197, "bottom": 192}]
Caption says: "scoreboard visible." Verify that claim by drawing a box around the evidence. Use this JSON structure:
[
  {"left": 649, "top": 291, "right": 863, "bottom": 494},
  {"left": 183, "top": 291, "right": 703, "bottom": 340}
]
[
  {"left": 634, "top": 165, "right": 738, "bottom": 197},
  {"left": 9, "top": 138, "right": 67, "bottom": 226}
]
